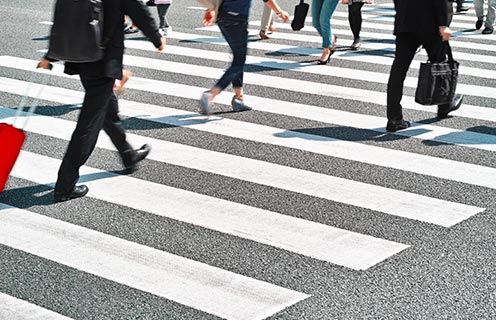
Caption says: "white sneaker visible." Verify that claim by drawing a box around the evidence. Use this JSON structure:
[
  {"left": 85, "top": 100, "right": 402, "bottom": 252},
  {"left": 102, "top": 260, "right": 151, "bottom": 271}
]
[
  {"left": 164, "top": 26, "right": 171, "bottom": 36},
  {"left": 159, "top": 28, "right": 165, "bottom": 36},
  {"left": 199, "top": 91, "right": 212, "bottom": 115}
]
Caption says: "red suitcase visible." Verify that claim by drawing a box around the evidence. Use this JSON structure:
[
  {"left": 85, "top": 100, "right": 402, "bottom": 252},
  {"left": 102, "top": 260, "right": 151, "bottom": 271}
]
[
  {"left": 0, "top": 123, "right": 26, "bottom": 192},
  {"left": 0, "top": 71, "right": 51, "bottom": 192}
]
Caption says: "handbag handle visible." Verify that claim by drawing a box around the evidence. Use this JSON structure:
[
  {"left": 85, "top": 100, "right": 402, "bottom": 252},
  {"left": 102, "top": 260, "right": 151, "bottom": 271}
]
[{"left": 445, "top": 41, "right": 455, "bottom": 65}]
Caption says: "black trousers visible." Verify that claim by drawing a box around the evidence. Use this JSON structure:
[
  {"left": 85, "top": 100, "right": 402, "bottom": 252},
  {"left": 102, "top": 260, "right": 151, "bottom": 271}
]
[
  {"left": 386, "top": 32, "right": 446, "bottom": 121},
  {"left": 348, "top": 2, "right": 364, "bottom": 40},
  {"left": 55, "top": 75, "right": 133, "bottom": 195}
]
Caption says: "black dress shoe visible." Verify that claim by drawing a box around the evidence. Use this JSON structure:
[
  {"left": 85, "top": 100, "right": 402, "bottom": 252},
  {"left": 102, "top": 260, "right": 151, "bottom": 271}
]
[
  {"left": 456, "top": 5, "right": 469, "bottom": 12},
  {"left": 124, "top": 144, "right": 151, "bottom": 174},
  {"left": 386, "top": 119, "right": 410, "bottom": 132},
  {"left": 482, "top": 27, "right": 494, "bottom": 34},
  {"left": 476, "top": 19, "right": 483, "bottom": 30},
  {"left": 437, "top": 94, "right": 463, "bottom": 119},
  {"left": 54, "top": 185, "right": 89, "bottom": 202}
]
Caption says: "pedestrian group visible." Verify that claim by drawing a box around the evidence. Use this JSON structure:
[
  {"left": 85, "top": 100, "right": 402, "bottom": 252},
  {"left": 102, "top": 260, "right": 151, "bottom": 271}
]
[{"left": 37, "top": 0, "right": 493, "bottom": 201}]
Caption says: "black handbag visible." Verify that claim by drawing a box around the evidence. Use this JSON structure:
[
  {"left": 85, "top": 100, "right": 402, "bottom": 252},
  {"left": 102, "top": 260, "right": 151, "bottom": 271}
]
[
  {"left": 415, "top": 42, "right": 459, "bottom": 106},
  {"left": 291, "top": 0, "right": 309, "bottom": 31}
]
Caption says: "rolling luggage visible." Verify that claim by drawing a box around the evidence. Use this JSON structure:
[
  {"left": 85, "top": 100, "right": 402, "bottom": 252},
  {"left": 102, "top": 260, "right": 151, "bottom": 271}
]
[{"left": 0, "top": 71, "right": 50, "bottom": 192}]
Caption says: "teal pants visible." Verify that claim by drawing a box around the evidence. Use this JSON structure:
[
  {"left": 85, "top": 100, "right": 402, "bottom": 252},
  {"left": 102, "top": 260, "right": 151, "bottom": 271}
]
[{"left": 312, "top": 0, "right": 339, "bottom": 48}]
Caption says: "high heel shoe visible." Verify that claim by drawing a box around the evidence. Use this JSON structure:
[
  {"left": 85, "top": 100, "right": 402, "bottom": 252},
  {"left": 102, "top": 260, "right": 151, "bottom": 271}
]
[{"left": 317, "top": 54, "right": 331, "bottom": 65}]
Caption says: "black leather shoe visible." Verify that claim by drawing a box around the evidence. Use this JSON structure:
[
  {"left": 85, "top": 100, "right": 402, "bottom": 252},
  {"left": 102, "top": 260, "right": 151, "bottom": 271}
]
[
  {"left": 54, "top": 185, "right": 89, "bottom": 202},
  {"left": 386, "top": 119, "right": 410, "bottom": 132},
  {"left": 476, "top": 19, "right": 483, "bottom": 30},
  {"left": 482, "top": 27, "right": 494, "bottom": 34},
  {"left": 456, "top": 6, "right": 469, "bottom": 13},
  {"left": 124, "top": 144, "right": 151, "bottom": 174},
  {"left": 437, "top": 94, "right": 463, "bottom": 119}
]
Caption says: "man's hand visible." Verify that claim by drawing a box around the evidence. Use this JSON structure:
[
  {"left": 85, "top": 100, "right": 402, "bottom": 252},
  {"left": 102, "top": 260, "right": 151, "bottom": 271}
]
[
  {"left": 439, "top": 26, "right": 451, "bottom": 42},
  {"left": 158, "top": 36, "right": 166, "bottom": 51},
  {"left": 37, "top": 59, "right": 52, "bottom": 70},
  {"left": 203, "top": 9, "right": 216, "bottom": 26}
]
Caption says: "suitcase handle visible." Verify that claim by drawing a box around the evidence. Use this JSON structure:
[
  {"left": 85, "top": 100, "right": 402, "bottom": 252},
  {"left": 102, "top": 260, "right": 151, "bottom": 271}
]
[{"left": 13, "top": 65, "right": 52, "bottom": 130}]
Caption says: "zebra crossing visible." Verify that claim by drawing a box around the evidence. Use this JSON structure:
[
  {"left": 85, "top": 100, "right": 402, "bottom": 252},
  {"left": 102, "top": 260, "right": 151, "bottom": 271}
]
[{"left": 1, "top": 1, "right": 495, "bottom": 319}]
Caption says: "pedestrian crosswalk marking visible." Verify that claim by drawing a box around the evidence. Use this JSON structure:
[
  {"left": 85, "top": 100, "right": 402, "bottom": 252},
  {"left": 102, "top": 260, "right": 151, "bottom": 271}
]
[
  {"left": 0, "top": 292, "right": 74, "bottom": 320},
  {"left": 0, "top": 204, "right": 310, "bottom": 320},
  {"left": 1, "top": 67, "right": 496, "bottom": 190},
  {"left": 123, "top": 49, "right": 496, "bottom": 101},
  {"left": 251, "top": 20, "right": 496, "bottom": 52},
  {"left": 1, "top": 106, "right": 484, "bottom": 227},
  {"left": 9, "top": 151, "right": 410, "bottom": 270},
  {"left": 199, "top": 26, "right": 496, "bottom": 64},
  {"left": 145, "top": 31, "right": 496, "bottom": 81},
  {"left": 7, "top": 55, "right": 496, "bottom": 151}
]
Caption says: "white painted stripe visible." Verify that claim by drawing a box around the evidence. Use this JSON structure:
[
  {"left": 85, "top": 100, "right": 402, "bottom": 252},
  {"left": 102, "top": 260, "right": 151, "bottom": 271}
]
[
  {"left": 0, "top": 292, "right": 73, "bottom": 320},
  {"left": 4, "top": 56, "right": 496, "bottom": 150},
  {"left": 199, "top": 25, "right": 496, "bottom": 65},
  {"left": 1, "top": 75, "right": 495, "bottom": 191},
  {"left": 9, "top": 152, "right": 409, "bottom": 271},
  {"left": 159, "top": 31, "right": 496, "bottom": 80},
  {"left": 0, "top": 204, "right": 309, "bottom": 320},
  {"left": 21, "top": 50, "right": 496, "bottom": 153},
  {"left": 1, "top": 107, "right": 484, "bottom": 227},
  {"left": 341, "top": 5, "right": 489, "bottom": 25},
  {"left": 252, "top": 19, "right": 496, "bottom": 53},
  {"left": 121, "top": 47, "right": 496, "bottom": 101},
  {"left": 187, "top": 6, "right": 208, "bottom": 10},
  {"left": 320, "top": 11, "right": 493, "bottom": 35},
  {"left": 39, "top": 21, "right": 53, "bottom": 25}
]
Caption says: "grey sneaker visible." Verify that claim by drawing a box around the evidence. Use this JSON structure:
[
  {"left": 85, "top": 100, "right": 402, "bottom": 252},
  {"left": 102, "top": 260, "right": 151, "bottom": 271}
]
[
  {"left": 199, "top": 91, "right": 212, "bottom": 115},
  {"left": 231, "top": 96, "right": 252, "bottom": 112}
]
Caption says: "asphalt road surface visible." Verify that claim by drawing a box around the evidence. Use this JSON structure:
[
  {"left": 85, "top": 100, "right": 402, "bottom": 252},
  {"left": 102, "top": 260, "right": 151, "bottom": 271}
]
[{"left": 1, "top": 0, "right": 496, "bottom": 319}]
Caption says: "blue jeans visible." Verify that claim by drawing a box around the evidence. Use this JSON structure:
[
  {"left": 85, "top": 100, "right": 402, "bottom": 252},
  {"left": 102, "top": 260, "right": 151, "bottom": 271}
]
[
  {"left": 312, "top": 0, "right": 339, "bottom": 48},
  {"left": 215, "top": 11, "right": 249, "bottom": 90}
]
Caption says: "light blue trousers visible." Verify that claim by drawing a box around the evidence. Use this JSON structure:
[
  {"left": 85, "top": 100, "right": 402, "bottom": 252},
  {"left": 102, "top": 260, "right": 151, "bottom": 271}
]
[{"left": 312, "top": 0, "right": 339, "bottom": 48}]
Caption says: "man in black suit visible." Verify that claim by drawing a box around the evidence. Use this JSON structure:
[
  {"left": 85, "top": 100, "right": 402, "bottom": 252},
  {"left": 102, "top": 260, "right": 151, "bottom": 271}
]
[
  {"left": 386, "top": 0, "right": 463, "bottom": 132},
  {"left": 39, "top": 0, "right": 165, "bottom": 201}
]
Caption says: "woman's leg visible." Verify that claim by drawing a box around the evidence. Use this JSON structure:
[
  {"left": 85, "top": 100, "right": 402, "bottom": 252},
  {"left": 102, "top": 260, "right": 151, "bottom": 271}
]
[
  {"left": 348, "top": 2, "right": 364, "bottom": 40},
  {"left": 260, "top": 5, "right": 273, "bottom": 38},
  {"left": 319, "top": 0, "right": 339, "bottom": 48},
  {"left": 312, "top": 0, "right": 324, "bottom": 36}
]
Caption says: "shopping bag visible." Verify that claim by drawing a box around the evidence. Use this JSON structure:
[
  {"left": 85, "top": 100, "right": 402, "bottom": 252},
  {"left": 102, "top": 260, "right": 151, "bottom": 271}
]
[
  {"left": 415, "top": 42, "right": 459, "bottom": 106},
  {"left": 291, "top": 0, "right": 309, "bottom": 31},
  {"left": 0, "top": 70, "right": 51, "bottom": 192}
]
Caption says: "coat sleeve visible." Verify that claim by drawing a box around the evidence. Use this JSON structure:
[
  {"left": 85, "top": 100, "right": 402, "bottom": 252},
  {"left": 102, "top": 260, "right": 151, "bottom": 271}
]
[
  {"left": 123, "top": 0, "right": 162, "bottom": 48},
  {"left": 433, "top": 0, "right": 449, "bottom": 27}
]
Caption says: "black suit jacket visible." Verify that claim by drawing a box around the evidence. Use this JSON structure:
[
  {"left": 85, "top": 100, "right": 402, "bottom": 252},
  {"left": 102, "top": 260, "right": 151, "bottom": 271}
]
[
  {"left": 393, "top": 0, "right": 448, "bottom": 35},
  {"left": 64, "top": 0, "right": 162, "bottom": 79}
]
